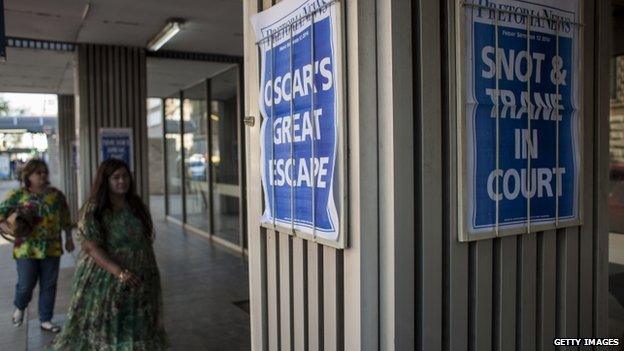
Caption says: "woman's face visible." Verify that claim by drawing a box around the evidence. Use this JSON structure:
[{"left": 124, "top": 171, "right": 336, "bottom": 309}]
[
  {"left": 108, "top": 167, "right": 131, "bottom": 196},
  {"left": 28, "top": 166, "right": 48, "bottom": 190}
]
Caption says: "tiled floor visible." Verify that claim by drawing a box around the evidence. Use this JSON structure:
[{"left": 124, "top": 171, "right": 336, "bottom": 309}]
[
  {"left": 0, "top": 216, "right": 251, "bottom": 350},
  {"left": 154, "top": 194, "right": 243, "bottom": 246}
]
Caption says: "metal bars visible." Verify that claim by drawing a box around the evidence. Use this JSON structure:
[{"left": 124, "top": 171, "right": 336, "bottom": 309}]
[
  {"left": 270, "top": 34, "right": 277, "bottom": 228},
  {"left": 555, "top": 19, "right": 560, "bottom": 226},
  {"left": 254, "top": 0, "right": 339, "bottom": 45},
  {"left": 289, "top": 24, "right": 295, "bottom": 233},
  {"left": 311, "top": 10, "right": 317, "bottom": 240},
  {"left": 526, "top": 16, "right": 532, "bottom": 234},
  {"left": 494, "top": 10, "right": 500, "bottom": 236}
]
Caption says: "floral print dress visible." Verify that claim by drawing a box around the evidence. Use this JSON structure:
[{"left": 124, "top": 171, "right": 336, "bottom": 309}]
[
  {"left": 0, "top": 187, "right": 71, "bottom": 259},
  {"left": 49, "top": 202, "right": 169, "bottom": 351}
]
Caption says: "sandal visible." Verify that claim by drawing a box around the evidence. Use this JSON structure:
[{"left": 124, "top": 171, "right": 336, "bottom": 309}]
[
  {"left": 40, "top": 321, "right": 61, "bottom": 333},
  {"left": 12, "top": 309, "right": 23, "bottom": 327}
]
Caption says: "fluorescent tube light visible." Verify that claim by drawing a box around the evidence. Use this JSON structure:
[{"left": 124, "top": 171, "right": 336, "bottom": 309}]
[{"left": 147, "top": 19, "right": 184, "bottom": 51}]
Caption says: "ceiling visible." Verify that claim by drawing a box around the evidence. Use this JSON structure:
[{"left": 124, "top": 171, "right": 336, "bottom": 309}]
[
  {"left": 0, "top": 0, "right": 243, "bottom": 97},
  {"left": 0, "top": 48, "right": 74, "bottom": 94},
  {"left": 4, "top": 0, "right": 243, "bottom": 54},
  {"left": 147, "top": 58, "right": 234, "bottom": 98}
]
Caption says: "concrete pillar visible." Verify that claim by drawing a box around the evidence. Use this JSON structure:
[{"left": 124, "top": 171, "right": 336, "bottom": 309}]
[
  {"left": 46, "top": 133, "right": 61, "bottom": 190},
  {"left": 75, "top": 44, "right": 149, "bottom": 205},
  {"left": 57, "top": 94, "right": 79, "bottom": 221}
]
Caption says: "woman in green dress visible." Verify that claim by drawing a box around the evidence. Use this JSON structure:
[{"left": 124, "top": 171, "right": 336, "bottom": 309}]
[{"left": 49, "top": 159, "right": 169, "bottom": 350}]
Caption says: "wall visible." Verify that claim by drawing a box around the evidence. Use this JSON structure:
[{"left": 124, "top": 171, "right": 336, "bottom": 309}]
[
  {"left": 148, "top": 138, "right": 164, "bottom": 195},
  {"left": 244, "top": 0, "right": 414, "bottom": 350},
  {"left": 414, "top": 0, "right": 610, "bottom": 350},
  {"left": 244, "top": 0, "right": 611, "bottom": 350},
  {"left": 75, "top": 44, "right": 149, "bottom": 204},
  {"left": 57, "top": 94, "right": 79, "bottom": 220}
]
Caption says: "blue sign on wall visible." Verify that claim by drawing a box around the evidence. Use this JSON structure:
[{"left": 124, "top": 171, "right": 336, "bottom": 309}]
[
  {"left": 99, "top": 128, "right": 134, "bottom": 171},
  {"left": 463, "top": 0, "right": 581, "bottom": 238},
  {"left": 252, "top": 0, "right": 343, "bottom": 244}
]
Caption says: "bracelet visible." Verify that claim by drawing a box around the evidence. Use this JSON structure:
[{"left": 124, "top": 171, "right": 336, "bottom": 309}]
[{"left": 117, "top": 269, "right": 130, "bottom": 283}]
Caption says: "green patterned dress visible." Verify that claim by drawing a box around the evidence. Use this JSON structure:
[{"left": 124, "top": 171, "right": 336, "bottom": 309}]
[{"left": 49, "top": 202, "right": 169, "bottom": 350}]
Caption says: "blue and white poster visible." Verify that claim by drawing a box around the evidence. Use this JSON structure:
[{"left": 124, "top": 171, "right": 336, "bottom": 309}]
[
  {"left": 252, "top": 0, "right": 343, "bottom": 244},
  {"left": 0, "top": 155, "right": 9, "bottom": 180},
  {"left": 99, "top": 128, "right": 134, "bottom": 171},
  {"left": 462, "top": 0, "right": 581, "bottom": 238}
]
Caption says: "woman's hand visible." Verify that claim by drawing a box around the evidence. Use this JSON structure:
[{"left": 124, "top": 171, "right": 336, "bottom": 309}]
[
  {"left": 118, "top": 269, "right": 142, "bottom": 288},
  {"left": 64, "top": 227, "right": 75, "bottom": 253}
]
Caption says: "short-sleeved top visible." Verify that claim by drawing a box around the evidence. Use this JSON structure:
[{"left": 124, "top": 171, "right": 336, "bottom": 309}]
[{"left": 0, "top": 187, "right": 71, "bottom": 259}]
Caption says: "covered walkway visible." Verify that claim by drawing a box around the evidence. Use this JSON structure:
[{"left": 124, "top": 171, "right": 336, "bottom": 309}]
[{"left": 0, "top": 215, "right": 251, "bottom": 350}]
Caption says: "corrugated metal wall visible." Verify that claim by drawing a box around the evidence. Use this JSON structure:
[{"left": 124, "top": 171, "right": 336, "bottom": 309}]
[
  {"left": 57, "top": 94, "right": 79, "bottom": 220},
  {"left": 415, "top": 1, "right": 610, "bottom": 350},
  {"left": 245, "top": 0, "right": 610, "bottom": 350},
  {"left": 75, "top": 44, "right": 149, "bottom": 203},
  {"left": 246, "top": 0, "right": 388, "bottom": 350}
]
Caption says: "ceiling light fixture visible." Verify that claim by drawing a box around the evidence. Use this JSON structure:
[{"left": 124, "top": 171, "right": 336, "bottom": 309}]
[{"left": 147, "top": 19, "right": 184, "bottom": 51}]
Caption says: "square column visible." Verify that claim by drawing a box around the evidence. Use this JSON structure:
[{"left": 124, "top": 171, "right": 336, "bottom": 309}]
[{"left": 75, "top": 44, "right": 148, "bottom": 205}]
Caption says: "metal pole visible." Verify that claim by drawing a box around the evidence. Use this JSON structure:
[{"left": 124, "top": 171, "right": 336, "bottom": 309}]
[
  {"left": 180, "top": 91, "right": 187, "bottom": 223},
  {"left": 206, "top": 79, "right": 215, "bottom": 235},
  {"left": 526, "top": 15, "right": 532, "bottom": 233},
  {"left": 289, "top": 22, "right": 295, "bottom": 233},
  {"left": 494, "top": 7, "right": 500, "bottom": 236},
  {"left": 270, "top": 35, "right": 276, "bottom": 227},
  {"left": 555, "top": 19, "right": 560, "bottom": 226},
  {"left": 310, "top": 11, "right": 316, "bottom": 240},
  {"left": 162, "top": 98, "right": 170, "bottom": 216}
]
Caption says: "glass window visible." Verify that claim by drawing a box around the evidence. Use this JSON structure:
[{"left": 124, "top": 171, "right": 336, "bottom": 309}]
[
  {"left": 147, "top": 98, "right": 165, "bottom": 219},
  {"left": 183, "top": 82, "right": 210, "bottom": 231},
  {"left": 165, "top": 96, "right": 183, "bottom": 221},
  {"left": 210, "top": 67, "right": 241, "bottom": 246},
  {"left": 609, "top": 56, "right": 624, "bottom": 338},
  {"left": 611, "top": 56, "right": 624, "bottom": 234}
]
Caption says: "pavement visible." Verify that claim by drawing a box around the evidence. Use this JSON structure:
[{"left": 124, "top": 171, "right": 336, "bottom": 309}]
[{"left": 0, "top": 182, "right": 251, "bottom": 350}]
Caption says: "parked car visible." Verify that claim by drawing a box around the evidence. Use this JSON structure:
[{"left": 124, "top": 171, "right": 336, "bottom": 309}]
[{"left": 187, "top": 154, "right": 207, "bottom": 181}]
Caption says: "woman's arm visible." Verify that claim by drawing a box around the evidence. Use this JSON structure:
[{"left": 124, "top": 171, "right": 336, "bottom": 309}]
[
  {"left": 63, "top": 226, "right": 74, "bottom": 252},
  {"left": 81, "top": 240, "right": 141, "bottom": 287}
]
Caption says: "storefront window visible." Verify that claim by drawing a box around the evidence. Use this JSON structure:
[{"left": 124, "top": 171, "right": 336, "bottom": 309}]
[
  {"left": 210, "top": 67, "right": 241, "bottom": 246},
  {"left": 160, "top": 65, "right": 244, "bottom": 249},
  {"left": 183, "top": 82, "right": 210, "bottom": 230},
  {"left": 165, "top": 96, "right": 183, "bottom": 221},
  {"left": 610, "top": 56, "right": 624, "bottom": 234},
  {"left": 147, "top": 98, "right": 165, "bottom": 218}
]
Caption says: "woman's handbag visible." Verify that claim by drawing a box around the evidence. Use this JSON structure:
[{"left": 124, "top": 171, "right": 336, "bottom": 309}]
[{"left": 0, "top": 207, "right": 36, "bottom": 242}]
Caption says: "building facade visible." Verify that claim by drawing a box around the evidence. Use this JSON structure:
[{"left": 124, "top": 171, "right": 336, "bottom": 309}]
[{"left": 243, "top": 0, "right": 612, "bottom": 350}]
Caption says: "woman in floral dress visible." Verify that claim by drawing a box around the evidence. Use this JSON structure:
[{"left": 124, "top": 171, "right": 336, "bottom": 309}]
[
  {"left": 0, "top": 158, "right": 73, "bottom": 333},
  {"left": 49, "top": 158, "right": 169, "bottom": 350}
]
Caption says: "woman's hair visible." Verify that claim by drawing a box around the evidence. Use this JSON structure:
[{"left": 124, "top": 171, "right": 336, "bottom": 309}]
[
  {"left": 88, "top": 158, "right": 153, "bottom": 240},
  {"left": 20, "top": 158, "right": 49, "bottom": 190}
]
